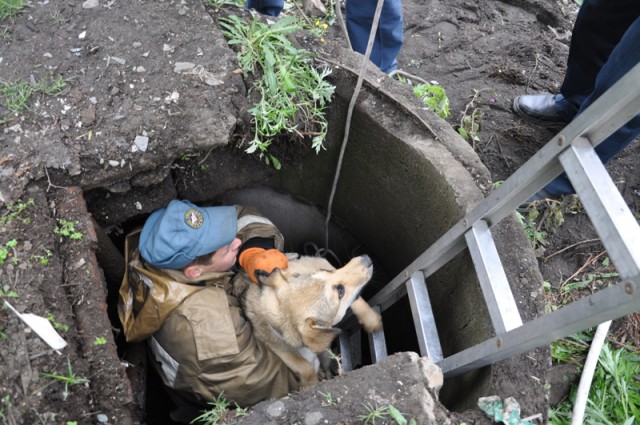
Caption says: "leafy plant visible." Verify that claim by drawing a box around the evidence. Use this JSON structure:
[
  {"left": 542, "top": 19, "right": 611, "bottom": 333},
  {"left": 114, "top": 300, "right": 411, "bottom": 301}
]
[
  {"left": 0, "top": 239, "right": 17, "bottom": 265},
  {"left": 0, "top": 198, "right": 35, "bottom": 225},
  {"left": 0, "top": 0, "right": 25, "bottom": 21},
  {"left": 551, "top": 330, "right": 592, "bottom": 365},
  {"left": 93, "top": 336, "right": 107, "bottom": 346},
  {"left": 0, "top": 326, "right": 7, "bottom": 341},
  {"left": 36, "top": 358, "right": 89, "bottom": 401},
  {"left": 413, "top": 82, "right": 450, "bottom": 119},
  {"left": 47, "top": 313, "right": 69, "bottom": 333},
  {"left": 358, "top": 402, "right": 389, "bottom": 425},
  {"left": 219, "top": 14, "right": 335, "bottom": 168},
  {"left": 32, "top": 249, "right": 53, "bottom": 266},
  {"left": 54, "top": 219, "right": 83, "bottom": 240},
  {"left": 515, "top": 208, "right": 547, "bottom": 257},
  {"left": 457, "top": 88, "right": 493, "bottom": 147},
  {"left": 0, "top": 284, "right": 19, "bottom": 299}
]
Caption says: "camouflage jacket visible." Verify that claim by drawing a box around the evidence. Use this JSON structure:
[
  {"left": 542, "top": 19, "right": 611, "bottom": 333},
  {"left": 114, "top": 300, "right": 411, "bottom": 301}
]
[{"left": 118, "top": 205, "right": 299, "bottom": 407}]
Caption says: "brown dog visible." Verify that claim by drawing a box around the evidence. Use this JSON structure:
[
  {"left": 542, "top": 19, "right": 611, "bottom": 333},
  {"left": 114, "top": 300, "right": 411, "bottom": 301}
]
[{"left": 234, "top": 254, "right": 382, "bottom": 388}]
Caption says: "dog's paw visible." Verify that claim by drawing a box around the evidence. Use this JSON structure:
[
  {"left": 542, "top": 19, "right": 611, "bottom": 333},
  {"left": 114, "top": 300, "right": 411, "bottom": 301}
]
[{"left": 360, "top": 311, "right": 383, "bottom": 333}]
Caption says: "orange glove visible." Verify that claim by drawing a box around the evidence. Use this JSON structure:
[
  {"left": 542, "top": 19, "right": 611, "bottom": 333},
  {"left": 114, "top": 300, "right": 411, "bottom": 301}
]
[{"left": 239, "top": 247, "right": 288, "bottom": 284}]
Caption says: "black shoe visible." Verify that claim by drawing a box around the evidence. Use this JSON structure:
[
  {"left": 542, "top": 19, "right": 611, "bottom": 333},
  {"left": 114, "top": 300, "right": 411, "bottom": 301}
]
[{"left": 512, "top": 94, "right": 569, "bottom": 125}]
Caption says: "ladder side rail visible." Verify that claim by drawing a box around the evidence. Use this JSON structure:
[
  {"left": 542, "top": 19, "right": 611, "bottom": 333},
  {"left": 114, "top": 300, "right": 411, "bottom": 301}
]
[
  {"left": 338, "top": 333, "right": 353, "bottom": 372},
  {"left": 406, "top": 272, "right": 443, "bottom": 362},
  {"left": 465, "top": 220, "right": 523, "bottom": 334},
  {"left": 367, "top": 63, "right": 640, "bottom": 313},
  {"left": 439, "top": 275, "right": 640, "bottom": 378},
  {"left": 368, "top": 306, "right": 388, "bottom": 363},
  {"left": 560, "top": 138, "right": 640, "bottom": 278}
]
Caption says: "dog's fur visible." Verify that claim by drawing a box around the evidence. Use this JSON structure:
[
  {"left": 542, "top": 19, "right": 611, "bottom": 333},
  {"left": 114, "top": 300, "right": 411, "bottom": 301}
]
[{"left": 234, "top": 254, "right": 382, "bottom": 388}]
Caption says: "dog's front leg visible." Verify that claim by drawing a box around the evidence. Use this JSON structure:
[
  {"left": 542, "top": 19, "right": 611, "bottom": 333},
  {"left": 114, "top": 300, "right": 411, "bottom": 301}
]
[
  {"left": 350, "top": 297, "right": 382, "bottom": 333},
  {"left": 275, "top": 350, "right": 319, "bottom": 389}
]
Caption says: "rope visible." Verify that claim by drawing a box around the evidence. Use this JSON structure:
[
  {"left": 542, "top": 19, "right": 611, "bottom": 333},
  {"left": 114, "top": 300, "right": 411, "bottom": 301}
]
[{"left": 324, "top": 0, "right": 385, "bottom": 251}]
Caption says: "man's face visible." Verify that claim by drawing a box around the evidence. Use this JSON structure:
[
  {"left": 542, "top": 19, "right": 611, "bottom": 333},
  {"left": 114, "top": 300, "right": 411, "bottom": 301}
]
[{"left": 202, "top": 237, "right": 242, "bottom": 273}]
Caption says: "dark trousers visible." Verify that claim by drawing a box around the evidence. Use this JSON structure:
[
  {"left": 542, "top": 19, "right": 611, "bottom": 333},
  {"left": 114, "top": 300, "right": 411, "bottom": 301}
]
[{"left": 548, "top": 0, "right": 640, "bottom": 195}]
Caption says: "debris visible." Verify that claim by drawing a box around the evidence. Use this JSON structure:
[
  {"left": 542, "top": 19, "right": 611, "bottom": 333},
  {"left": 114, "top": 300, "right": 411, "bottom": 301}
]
[
  {"left": 164, "top": 91, "right": 179, "bottom": 104},
  {"left": 477, "top": 396, "right": 535, "bottom": 425},
  {"left": 82, "top": 0, "right": 99, "bottom": 8},
  {"left": 133, "top": 135, "right": 148, "bottom": 152},
  {"left": 4, "top": 301, "right": 67, "bottom": 351},
  {"left": 78, "top": 31, "right": 87, "bottom": 39},
  {"left": 174, "top": 62, "right": 195, "bottom": 73}
]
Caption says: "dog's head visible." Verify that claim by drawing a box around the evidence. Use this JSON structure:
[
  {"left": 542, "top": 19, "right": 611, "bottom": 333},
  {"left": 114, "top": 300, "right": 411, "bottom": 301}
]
[{"left": 255, "top": 255, "right": 373, "bottom": 353}]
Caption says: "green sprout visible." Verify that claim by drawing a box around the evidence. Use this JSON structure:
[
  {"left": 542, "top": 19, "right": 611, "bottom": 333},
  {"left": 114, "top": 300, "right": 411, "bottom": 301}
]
[
  {"left": 36, "top": 358, "right": 89, "bottom": 401},
  {"left": 46, "top": 314, "right": 69, "bottom": 333},
  {"left": 54, "top": 219, "right": 83, "bottom": 240},
  {"left": 93, "top": 337, "right": 107, "bottom": 346}
]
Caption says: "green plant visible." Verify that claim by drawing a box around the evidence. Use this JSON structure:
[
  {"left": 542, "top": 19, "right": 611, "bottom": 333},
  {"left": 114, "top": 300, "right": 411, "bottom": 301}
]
[
  {"left": 36, "top": 358, "right": 89, "bottom": 401},
  {"left": 457, "top": 88, "right": 493, "bottom": 146},
  {"left": 54, "top": 219, "right": 83, "bottom": 240},
  {"left": 190, "top": 392, "right": 240, "bottom": 425},
  {"left": 204, "top": 0, "right": 244, "bottom": 10},
  {"left": 549, "top": 343, "right": 640, "bottom": 424},
  {"left": 0, "top": 239, "right": 17, "bottom": 265},
  {"left": 0, "top": 198, "right": 34, "bottom": 225},
  {"left": 32, "top": 248, "right": 53, "bottom": 266},
  {"left": 0, "top": 284, "right": 19, "bottom": 299},
  {"left": 319, "top": 390, "right": 337, "bottom": 407},
  {"left": 358, "top": 402, "right": 389, "bottom": 424},
  {"left": 551, "top": 330, "right": 592, "bottom": 365},
  {"left": 0, "top": 75, "right": 68, "bottom": 121},
  {"left": 0, "top": 326, "right": 7, "bottom": 341},
  {"left": 47, "top": 313, "right": 69, "bottom": 333},
  {"left": 93, "top": 336, "right": 107, "bottom": 346},
  {"left": 0, "top": 0, "right": 25, "bottom": 21},
  {"left": 220, "top": 14, "right": 335, "bottom": 168},
  {"left": 412, "top": 82, "right": 450, "bottom": 119},
  {"left": 515, "top": 208, "right": 547, "bottom": 257}
]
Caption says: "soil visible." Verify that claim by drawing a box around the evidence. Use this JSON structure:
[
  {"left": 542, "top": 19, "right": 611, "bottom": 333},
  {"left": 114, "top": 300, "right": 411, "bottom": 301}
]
[{"left": 1, "top": 0, "right": 639, "bottom": 424}]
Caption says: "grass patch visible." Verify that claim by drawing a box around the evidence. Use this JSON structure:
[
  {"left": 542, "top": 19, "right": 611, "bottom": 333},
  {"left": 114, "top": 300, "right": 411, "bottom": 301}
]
[
  {"left": 0, "top": 75, "right": 69, "bottom": 122},
  {"left": 0, "top": 0, "right": 25, "bottom": 22}
]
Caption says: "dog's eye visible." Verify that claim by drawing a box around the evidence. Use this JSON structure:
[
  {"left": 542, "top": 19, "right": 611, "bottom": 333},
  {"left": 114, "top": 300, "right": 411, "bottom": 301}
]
[{"left": 335, "top": 284, "right": 345, "bottom": 299}]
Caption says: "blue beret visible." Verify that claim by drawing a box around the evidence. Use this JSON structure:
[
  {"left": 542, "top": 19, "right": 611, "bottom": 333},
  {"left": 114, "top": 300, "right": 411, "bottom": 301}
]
[{"left": 139, "top": 200, "right": 237, "bottom": 270}]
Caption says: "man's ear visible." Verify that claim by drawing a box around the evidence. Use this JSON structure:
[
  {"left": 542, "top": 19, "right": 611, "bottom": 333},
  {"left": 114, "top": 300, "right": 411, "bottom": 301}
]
[
  {"left": 301, "top": 318, "right": 342, "bottom": 353},
  {"left": 183, "top": 264, "right": 202, "bottom": 279}
]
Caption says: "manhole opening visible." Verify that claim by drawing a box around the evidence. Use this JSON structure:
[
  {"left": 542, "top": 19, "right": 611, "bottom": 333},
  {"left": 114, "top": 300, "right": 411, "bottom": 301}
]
[{"left": 90, "top": 184, "right": 427, "bottom": 424}]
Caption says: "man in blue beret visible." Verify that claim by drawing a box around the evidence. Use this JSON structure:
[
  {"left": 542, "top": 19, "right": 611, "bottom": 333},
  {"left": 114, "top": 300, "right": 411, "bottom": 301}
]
[{"left": 118, "top": 199, "right": 298, "bottom": 420}]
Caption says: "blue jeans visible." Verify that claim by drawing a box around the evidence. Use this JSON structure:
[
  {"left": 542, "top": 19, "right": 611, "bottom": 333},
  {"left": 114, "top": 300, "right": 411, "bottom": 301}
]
[
  {"left": 244, "top": 0, "right": 403, "bottom": 74},
  {"left": 546, "top": 0, "right": 640, "bottom": 195}
]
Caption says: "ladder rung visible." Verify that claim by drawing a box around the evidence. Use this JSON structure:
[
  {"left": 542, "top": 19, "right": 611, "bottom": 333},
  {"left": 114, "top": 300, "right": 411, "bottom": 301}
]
[
  {"left": 406, "top": 272, "right": 443, "bottom": 362},
  {"left": 561, "top": 138, "right": 640, "bottom": 279},
  {"left": 465, "top": 220, "right": 523, "bottom": 334}
]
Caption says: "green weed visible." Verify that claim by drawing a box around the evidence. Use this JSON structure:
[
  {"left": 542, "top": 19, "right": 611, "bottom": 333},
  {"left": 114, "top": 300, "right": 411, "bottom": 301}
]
[
  {"left": 457, "top": 88, "right": 493, "bottom": 147},
  {"left": 220, "top": 14, "right": 334, "bottom": 168},
  {"left": 36, "top": 358, "right": 89, "bottom": 401},
  {"left": 358, "top": 402, "right": 389, "bottom": 424},
  {"left": 0, "top": 239, "right": 17, "bottom": 265},
  {"left": 549, "top": 343, "right": 640, "bottom": 424},
  {"left": 0, "top": 284, "right": 19, "bottom": 299},
  {"left": 551, "top": 330, "right": 592, "bottom": 365},
  {"left": 190, "top": 392, "right": 243, "bottom": 424},
  {"left": 413, "top": 82, "right": 450, "bottom": 119},
  {"left": 319, "top": 390, "right": 337, "bottom": 407},
  {"left": 0, "top": 198, "right": 34, "bottom": 225},
  {"left": 47, "top": 313, "right": 69, "bottom": 333},
  {"left": 0, "top": 0, "right": 25, "bottom": 21},
  {"left": 0, "top": 75, "right": 68, "bottom": 120},
  {"left": 54, "top": 219, "right": 83, "bottom": 240},
  {"left": 93, "top": 336, "right": 107, "bottom": 346},
  {"left": 0, "top": 326, "right": 7, "bottom": 341},
  {"left": 32, "top": 248, "right": 53, "bottom": 266},
  {"left": 204, "top": 0, "right": 244, "bottom": 10},
  {"left": 515, "top": 208, "right": 547, "bottom": 257}
]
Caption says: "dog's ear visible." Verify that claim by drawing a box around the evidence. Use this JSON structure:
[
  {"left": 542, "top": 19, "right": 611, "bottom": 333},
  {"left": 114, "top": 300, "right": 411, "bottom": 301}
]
[
  {"left": 302, "top": 318, "right": 342, "bottom": 353},
  {"left": 256, "top": 267, "right": 288, "bottom": 289}
]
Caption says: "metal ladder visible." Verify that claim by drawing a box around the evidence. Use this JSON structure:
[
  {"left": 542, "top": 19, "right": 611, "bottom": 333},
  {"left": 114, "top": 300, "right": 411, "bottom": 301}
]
[{"left": 338, "top": 62, "right": 640, "bottom": 378}]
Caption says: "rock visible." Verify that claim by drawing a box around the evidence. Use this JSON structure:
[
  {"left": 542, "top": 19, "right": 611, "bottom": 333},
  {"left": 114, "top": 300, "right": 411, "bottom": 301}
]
[
  {"left": 174, "top": 62, "right": 195, "bottom": 73},
  {"left": 82, "top": 0, "right": 100, "bottom": 8}
]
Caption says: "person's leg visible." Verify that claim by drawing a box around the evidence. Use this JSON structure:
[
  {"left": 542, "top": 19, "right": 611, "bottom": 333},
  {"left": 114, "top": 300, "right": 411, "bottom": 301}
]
[
  {"left": 346, "top": 0, "right": 403, "bottom": 73},
  {"left": 244, "top": 0, "right": 284, "bottom": 16},
  {"left": 543, "top": 14, "right": 640, "bottom": 196},
  {"left": 555, "top": 0, "right": 640, "bottom": 120}
]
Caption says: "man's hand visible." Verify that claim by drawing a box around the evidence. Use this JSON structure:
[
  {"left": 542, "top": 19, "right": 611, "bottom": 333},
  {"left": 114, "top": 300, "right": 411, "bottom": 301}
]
[{"left": 239, "top": 247, "right": 288, "bottom": 283}]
